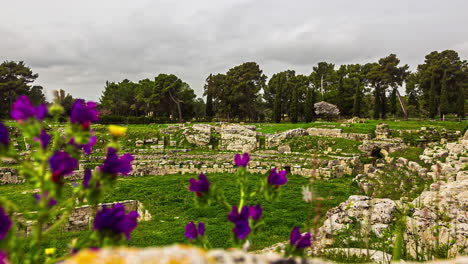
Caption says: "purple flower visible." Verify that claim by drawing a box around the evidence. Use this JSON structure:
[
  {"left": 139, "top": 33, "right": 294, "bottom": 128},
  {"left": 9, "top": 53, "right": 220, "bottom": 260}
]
[
  {"left": 184, "top": 222, "right": 205, "bottom": 240},
  {"left": 100, "top": 148, "right": 134, "bottom": 177},
  {"left": 234, "top": 153, "right": 250, "bottom": 167},
  {"left": 228, "top": 206, "right": 251, "bottom": 240},
  {"left": 0, "top": 206, "right": 12, "bottom": 240},
  {"left": 34, "top": 129, "right": 51, "bottom": 150},
  {"left": 248, "top": 204, "right": 262, "bottom": 221},
  {"left": 33, "top": 193, "right": 57, "bottom": 208},
  {"left": 290, "top": 227, "right": 311, "bottom": 249},
  {"left": 189, "top": 173, "right": 210, "bottom": 196},
  {"left": 70, "top": 99, "right": 99, "bottom": 129},
  {"left": 11, "top": 95, "right": 47, "bottom": 121},
  {"left": 267, "top": 168, "right": 288, "bottom": 187},
  {"left": 0, "top": 122, "right": 8, "bottom": 147},
  {"left": 83, "top": 169, "right": 92, "bottom": 188},
  {"left": 0, "top": 251, "right": 8, "bottom": 264},
  {"left": 49, "top": 151, "right": 78, "bottom": 183},
  {"left": 70, "top": 136, "right": 96, "bottom": 155},
  {"left": 93, "top": 203, "right": 139, "bottom": 240}
]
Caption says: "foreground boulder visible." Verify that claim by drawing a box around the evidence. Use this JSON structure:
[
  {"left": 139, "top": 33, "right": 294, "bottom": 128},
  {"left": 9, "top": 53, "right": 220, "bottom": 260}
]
[{"left": 64, "top": 245, "right": 468, "bottom": 264}]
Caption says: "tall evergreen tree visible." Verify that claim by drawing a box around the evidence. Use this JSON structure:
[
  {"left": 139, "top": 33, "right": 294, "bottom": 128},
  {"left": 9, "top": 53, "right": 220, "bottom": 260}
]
[
  {"left": 429, "top": 71, "right": 437, "bottom": 118},
  {"left": 439, "top": 70, "right": 449, "bottom": 116},
  {"left": 353, "top": 84, "right": 363, "bottom": 117},
  {"left": 273, "top": 74, "right": 283, "bottom": 123},
  {"left": 304, "top": 87, "right": 316, "bottom": 122},
  {"left": 290, "top": 84, "right": 299, "bottom": 123}
]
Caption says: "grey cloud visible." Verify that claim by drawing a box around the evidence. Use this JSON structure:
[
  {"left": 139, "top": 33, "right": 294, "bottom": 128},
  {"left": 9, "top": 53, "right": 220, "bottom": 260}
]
[{"left": 0, "top": 0, "right": 467, "bottom": 101}]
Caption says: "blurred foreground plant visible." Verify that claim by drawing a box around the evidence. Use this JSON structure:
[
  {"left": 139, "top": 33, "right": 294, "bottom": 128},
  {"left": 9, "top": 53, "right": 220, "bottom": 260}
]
[
  {"left": 0, "top": 96, "right": 137, "bottom": 264},
  {"left": 185, "top": 152, "right": 312, "bottom": 256}
]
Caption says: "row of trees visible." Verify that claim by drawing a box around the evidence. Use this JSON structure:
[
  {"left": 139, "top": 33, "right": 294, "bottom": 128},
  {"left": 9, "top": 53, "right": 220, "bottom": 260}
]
[
  {"left": 99, "top": 75, "right": 205, "bottom": 122},
  {"left": 1, "top": 49, "right": 466, "bottom": 122},
  {"left": 204, "top": 50, "right": 466, "bottom": 122}
]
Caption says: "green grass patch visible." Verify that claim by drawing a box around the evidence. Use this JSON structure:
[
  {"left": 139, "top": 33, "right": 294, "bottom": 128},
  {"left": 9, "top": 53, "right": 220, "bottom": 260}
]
[
  {"left": 285, "top": 136, "right": 363, "bottom": 154},
  {"left": 388, "top": 147, "right": 424, "bottom": 163},
  {"left": 0, "top": 173, "right": 357, "bottom": 256}
]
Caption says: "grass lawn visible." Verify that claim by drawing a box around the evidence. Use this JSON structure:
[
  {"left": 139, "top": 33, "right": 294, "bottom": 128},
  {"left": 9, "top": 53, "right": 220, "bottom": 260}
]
[
  {"left": 253, "top": 120, "right": 467, "bottom": 134},
  {"left": 0, "top": 173, "right": 358, "bottom": 256}
]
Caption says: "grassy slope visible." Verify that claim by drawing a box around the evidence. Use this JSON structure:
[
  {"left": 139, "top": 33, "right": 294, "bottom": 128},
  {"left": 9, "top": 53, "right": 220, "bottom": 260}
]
[{"left": 0, "top": 173, "right": 357, "bottom": 254}]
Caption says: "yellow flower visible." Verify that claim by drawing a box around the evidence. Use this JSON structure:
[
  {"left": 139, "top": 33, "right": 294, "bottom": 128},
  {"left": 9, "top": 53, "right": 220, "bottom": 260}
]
[
  {"left": 45, "top": 248, "right": 56, "bottom": 255},
  {"left": 108, "top": 125, "right": 127, "bottom": 137}
]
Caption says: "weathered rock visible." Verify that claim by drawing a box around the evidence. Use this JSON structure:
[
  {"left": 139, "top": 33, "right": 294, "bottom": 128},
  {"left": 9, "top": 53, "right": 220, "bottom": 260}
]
[
  {"left": 317, "top": 195, "right": 396, "bottom": 239},
  {"left": 358, "top": 138, "right": 406, "bottom": 155},
  {"left": 183, "top": 124, "right": 213, "bottom": 146},
  {"left": 267, "top": 128, "right": 308, "bottom": 148},
  {"left": 307, "top": 128, "right": 343, "bottom": 137},
  {"left": 278, "top": 145, "right": 291, "bottom": 154},
  {"left": 375, "top": 123, "right": 390, "bottom": 139},
  {"left": 220, "top": 124, "right": 257, "bottom": 152}
]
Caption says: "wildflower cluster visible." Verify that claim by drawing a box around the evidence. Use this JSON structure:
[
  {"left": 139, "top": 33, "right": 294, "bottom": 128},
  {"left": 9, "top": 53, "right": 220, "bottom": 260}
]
[
  {"left": 186, "top": 153, "right": 312, "bottom": 254},
  {"left": 0, "top": 95, "right": 138, "bottom": 264}
]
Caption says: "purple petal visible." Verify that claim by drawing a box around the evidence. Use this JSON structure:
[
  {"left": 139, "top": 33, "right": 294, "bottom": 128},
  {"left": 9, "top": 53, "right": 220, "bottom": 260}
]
[
  {"left": 11, "top": 95, "right": 36, "bottom": 121},
  {"left": 38, "top": 129, "right": 51, "bottom": 150},
  {"left": 185, "top": 222, "right": 198, "bottom": 240},
  {"left": 36, "top": 104, "right": 48, "bottom": 120},
  {"left": 83, "top": 169, "right": 92, "bottom": 188},
  {"left": 189, "top": 173, "right": 210, "bottom": 193},
  {"left": 248, "top": 204, "right": 262, "bottom": 221},
  {"left": 100, "top": 148, "right": 134, "bottom": 176},
  {"left": 0, "top": 122, "right": 9, "bottom": 146},
  {"left": 228, "top": 206, "right": 240, "bottom": 222},
  {"left": 296, "top": 233, "right": 312, "bottom": 249},
  {"left": 290, "top": 227, "right": 301, "bottom": 246},
  {"left": 198, "top": 222, "right": 205, "bottom": 236},
  {"left": 49, "top": 151, "right": 78, "bottom": 182},
  {"left": 233, "top": 220, "right": 250, "bottom": 240},
  {"left": 83, "top": 136, "right": 96, "bottom": 155},
  {"left": 0, "top": 207, "right": 12, "bottom": 240}
]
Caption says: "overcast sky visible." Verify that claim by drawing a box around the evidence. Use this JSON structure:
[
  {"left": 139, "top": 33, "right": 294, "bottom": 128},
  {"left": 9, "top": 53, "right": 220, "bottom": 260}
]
[{"left": 1, "top": 0, "right": 467, "bottom": 101}]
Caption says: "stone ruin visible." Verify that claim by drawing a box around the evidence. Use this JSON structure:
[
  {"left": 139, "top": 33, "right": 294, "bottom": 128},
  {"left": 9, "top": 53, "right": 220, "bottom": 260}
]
[{"left": 17, "top": 200, "right": 151, "bottom": 236}]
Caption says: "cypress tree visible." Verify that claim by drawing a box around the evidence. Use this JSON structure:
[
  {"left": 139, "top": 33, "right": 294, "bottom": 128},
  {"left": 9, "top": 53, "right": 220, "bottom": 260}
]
[
  {"left": 205, "top": 92, "right": 214, "bottom": 120},
  {"left": 305, "top": 88, "right": 315, "bottom": 122},
  {"left": 429, "top": 71, "right": 437, "bottom": 118},
  {"left": 456, "top": 85, "right": 465, "bottom": 118},
  {"left": 290, "top": 85, "right": 298, "bottom": 123},
  {"left": 439, "top": 70, "right": 449, "bottom": 117},
  {"left": 373, "top": 85, "right": 381, "bottom": 119},
  {"left": 273, "top": 75, "right": 282, "bottom": 123},
  {"left": 381, "top": 88, "right": 387, "bottom": 119},
  {"left": 353, "top": 84, "right": 362, "bottom": 117}
]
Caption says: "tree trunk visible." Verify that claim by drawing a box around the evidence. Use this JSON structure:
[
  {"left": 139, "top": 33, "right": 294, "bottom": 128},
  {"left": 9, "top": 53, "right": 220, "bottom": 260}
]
[
  {"left": 168, "top": 89, "right": 183, "bottom": 123},
  {"left": 395, "top": 89, "right": 408, "bottom": 120}
]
